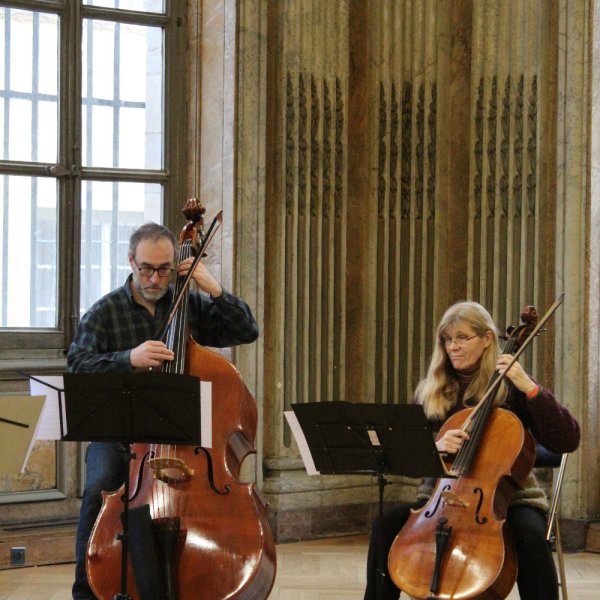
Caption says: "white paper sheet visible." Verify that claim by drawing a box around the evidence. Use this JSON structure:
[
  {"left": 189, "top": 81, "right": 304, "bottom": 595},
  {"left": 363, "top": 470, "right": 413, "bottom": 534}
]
[
  {"left": 200, "top": 380, "right": 212, "bottom": 448},
  {"left": 28, "top": 375, "right": 67, "bottom": 440},
  {"left": 284, "top": 410, "right": 319, "bottom": 475}
]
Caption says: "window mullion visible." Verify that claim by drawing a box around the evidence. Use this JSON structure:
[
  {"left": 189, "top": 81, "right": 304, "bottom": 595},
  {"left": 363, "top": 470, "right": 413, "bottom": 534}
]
[{"left": 61, "top": 0, "right": 82, "bottom": 345}]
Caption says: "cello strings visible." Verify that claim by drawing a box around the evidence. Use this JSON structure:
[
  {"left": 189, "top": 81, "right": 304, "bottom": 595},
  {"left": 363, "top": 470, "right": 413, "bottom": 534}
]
[{"left": 452, "top": 335, "right": 518, "bottom": 475}]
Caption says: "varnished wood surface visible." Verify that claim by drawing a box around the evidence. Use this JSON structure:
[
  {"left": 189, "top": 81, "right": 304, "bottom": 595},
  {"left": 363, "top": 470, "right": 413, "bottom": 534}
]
[{"left": 0, "top": 535, "right": 599, "bottom": 599}]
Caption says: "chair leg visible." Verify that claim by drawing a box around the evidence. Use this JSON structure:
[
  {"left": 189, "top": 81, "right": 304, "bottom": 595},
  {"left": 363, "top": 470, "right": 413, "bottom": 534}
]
[{"left": 554, "top": 518, "right": 568, "bottom": 600}]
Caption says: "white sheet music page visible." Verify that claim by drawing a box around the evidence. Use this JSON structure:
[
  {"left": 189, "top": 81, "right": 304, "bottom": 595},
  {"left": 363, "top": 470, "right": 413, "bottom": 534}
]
[
  {"left": 29, "top": 375, "right": 66, "bottom": 440},
  {"left": 200, "top": 381, "right": 212, "bottom": 448},
  {"left": 284, "top": 410, "right": 319, "bottom": 475}
]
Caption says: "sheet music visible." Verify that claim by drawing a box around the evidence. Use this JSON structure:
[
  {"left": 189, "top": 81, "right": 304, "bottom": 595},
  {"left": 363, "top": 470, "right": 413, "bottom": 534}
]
[
  {"left": 29, "top": 375, "right": 66, "bottom": 440},
  {"left": 200, "top": 381, "right": 212, "bottom": 448},
  {"left": 284, "top": 410, "right": 319, "bottom": 475}
]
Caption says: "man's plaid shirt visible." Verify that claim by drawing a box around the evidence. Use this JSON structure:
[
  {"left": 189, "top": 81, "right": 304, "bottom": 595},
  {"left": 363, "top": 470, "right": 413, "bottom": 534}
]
[{"left": 67, "top": 275, "right": 259, "bottom": 373}]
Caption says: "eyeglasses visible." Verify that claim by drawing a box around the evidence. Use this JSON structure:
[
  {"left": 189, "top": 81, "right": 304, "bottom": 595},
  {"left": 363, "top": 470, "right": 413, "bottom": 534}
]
[
  {"left": 133, "top": 260, "right": 174, "bottom": 278},
  {"left": 441, "top": 334, "right": 479, "bottom": 347}
]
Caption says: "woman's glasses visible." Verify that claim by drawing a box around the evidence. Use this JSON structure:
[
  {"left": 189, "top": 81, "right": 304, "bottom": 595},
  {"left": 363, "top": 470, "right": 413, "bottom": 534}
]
[{"left": 441, "top": 334, "right": 479, "bottom": 347}]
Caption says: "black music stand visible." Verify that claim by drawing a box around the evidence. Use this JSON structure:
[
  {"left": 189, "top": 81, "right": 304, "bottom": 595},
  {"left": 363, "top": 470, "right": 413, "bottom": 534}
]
[
  {"left": 62, "top": 372, "right": 204, "bottom": 600},
  {"left": 289, "top": 401, "right": 451, "bottom": 519}
]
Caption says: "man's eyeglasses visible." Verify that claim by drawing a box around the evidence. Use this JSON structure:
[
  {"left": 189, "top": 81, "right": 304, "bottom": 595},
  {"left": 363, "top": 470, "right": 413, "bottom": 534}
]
[
  {"left": 441, "top": 334, "right": 479, "bottom": 347},
  {"left": 133, "top": 260, "right": 174, "bottom": 278}
]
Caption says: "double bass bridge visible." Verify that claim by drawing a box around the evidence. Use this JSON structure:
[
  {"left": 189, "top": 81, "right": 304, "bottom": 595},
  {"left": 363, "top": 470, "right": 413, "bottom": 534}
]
[{"left": 147, "top": 457, "right": 195, "bottom": 484}]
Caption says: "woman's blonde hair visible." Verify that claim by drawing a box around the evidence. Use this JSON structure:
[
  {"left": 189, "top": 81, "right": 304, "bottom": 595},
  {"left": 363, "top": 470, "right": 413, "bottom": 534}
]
[{"left": 416, "top": 301, "right": 507, "bottom": 419}]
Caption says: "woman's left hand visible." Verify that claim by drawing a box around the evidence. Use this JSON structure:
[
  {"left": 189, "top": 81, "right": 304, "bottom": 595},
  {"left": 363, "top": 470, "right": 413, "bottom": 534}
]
[{"left": 496, "top": 354, "right": 537, "bottom": 395}]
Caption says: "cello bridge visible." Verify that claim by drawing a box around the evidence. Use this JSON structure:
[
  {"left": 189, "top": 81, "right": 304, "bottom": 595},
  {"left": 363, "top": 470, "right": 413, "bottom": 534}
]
[
  {"left": 147, "top": 457, "right": 195, "bottom": 483},
  {"left": 440, "top": 490, "right": 469, "bottom": 508}
]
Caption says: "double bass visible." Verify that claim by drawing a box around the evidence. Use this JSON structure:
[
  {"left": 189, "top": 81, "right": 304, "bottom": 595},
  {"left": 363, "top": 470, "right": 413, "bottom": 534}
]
[
  {"left": 388, "top": 298, "right": 563, "bottom": 600},
  {"left": 86, "top": 199, "right": 276, "bottom": 599}
]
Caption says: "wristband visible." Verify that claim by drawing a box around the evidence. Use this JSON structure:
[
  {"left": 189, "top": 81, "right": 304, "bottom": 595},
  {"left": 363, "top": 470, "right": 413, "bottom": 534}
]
[{"left": 526, "top": 384, "right": 540, "bottom": 400}]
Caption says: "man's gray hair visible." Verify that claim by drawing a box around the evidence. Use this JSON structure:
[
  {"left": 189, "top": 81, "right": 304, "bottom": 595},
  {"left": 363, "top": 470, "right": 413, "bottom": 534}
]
[{"left": 128, "top": 222, "right": 178, "bottom": 258}]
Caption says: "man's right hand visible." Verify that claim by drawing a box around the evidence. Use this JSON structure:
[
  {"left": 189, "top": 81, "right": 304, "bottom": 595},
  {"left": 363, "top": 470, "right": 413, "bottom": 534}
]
[{"left": 130, "top": 340, "right": 175, "bottom": 370}]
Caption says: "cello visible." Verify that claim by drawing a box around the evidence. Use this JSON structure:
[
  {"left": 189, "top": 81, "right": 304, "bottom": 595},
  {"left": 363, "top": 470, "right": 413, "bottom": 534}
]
[
  {"left": 86, "top": 199, "right": 276, "bottom": 599},
  {"left": 388, "top": 298, "right": 563, "bottom": 600}
]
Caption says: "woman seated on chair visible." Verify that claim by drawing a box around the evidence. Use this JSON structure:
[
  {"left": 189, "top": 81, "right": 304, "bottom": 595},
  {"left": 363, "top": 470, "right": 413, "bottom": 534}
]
[{"left": 364, "top": 301, "right": 580, "bottom": 600}]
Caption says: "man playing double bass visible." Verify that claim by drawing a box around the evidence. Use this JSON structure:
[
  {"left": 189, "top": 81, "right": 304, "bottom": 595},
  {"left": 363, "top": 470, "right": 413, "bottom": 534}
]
[
  {"left": 68, "top": 222, "right": 259, "bottom": 600},
  {"left": 364, "top": 301, "right": 580, "bottom": 600}
]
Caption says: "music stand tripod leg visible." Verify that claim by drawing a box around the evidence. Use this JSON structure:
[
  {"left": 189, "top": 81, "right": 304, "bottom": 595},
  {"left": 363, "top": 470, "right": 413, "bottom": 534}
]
[
  {"left": 376, "top": 469, "right": 388, "bottom": 600},
  {"left": 377, "top": 471, "right": 388, "bottom": 521}
]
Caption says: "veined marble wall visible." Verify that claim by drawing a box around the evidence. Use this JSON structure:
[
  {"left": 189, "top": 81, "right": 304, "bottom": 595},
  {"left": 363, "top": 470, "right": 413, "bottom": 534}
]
[
  {"left": 555, "top": 0, "right": 600, "bottom": 528},
  {"left": 203, "top": 0, "right": 597, "bottom": 544},
  {"left": 589, "top": 0, "right": 600, "bottom": 523}
]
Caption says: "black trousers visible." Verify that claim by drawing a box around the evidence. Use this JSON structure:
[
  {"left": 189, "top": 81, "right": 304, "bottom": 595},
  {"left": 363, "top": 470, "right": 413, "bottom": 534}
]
[{"left": 364, "top": 502, "right": 558, "bottom": 600}]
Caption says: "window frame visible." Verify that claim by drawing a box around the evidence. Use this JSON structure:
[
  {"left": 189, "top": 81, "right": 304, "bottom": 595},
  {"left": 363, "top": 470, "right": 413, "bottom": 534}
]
[{"left": 0, "top": 0, "right": 187, "bottom": 365}]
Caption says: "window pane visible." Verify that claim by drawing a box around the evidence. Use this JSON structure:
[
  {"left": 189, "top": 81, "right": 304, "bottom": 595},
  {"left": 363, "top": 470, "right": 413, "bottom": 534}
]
[
  {"left": 83, "top": 0, "right": 165, "bottom": 13},
  {"left": 82, "top": 19, "right": 164, "bottom": 170},
  {"left": 80, "top": 181, "right": 162, "bottom": 314},
  {"left": 0, "top": 175, "right": 58, "bottom": 328},
  {"left": 9, "top": 100, "right": 32, "bottom": 159},
  {"left": 0, "top": 9, "right": 59, "bottom": 163}
]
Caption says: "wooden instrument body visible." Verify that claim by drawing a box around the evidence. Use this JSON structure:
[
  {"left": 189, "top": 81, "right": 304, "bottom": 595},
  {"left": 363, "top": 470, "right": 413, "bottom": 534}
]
[
  {"left": 388, "top": 407, "right": 535, "bottom": 600},
  {"left": 87, "top": 339, "right": 276, "bottom": 599}
]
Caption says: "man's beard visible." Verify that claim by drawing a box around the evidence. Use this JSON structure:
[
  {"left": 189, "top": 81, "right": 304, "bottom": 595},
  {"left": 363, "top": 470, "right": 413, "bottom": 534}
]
[{"left": 136, "top": 279, "right": 169, "bottom": 303}]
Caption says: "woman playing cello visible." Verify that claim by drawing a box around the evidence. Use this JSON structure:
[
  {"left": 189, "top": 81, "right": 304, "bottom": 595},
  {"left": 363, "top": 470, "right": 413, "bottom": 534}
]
[{"left": 364, "top": 301, "right": 580, "bottom": 600}]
